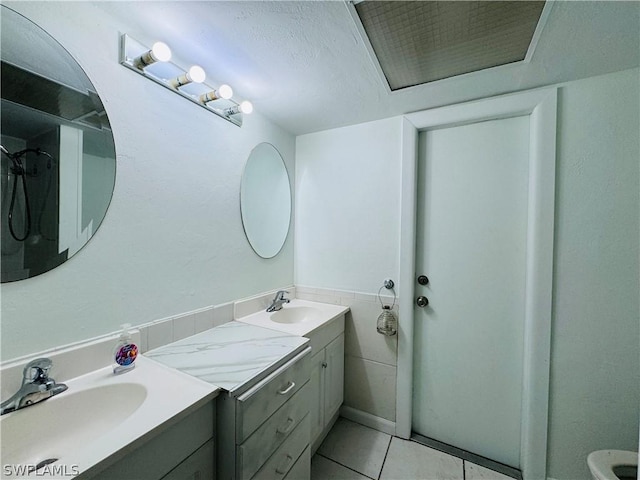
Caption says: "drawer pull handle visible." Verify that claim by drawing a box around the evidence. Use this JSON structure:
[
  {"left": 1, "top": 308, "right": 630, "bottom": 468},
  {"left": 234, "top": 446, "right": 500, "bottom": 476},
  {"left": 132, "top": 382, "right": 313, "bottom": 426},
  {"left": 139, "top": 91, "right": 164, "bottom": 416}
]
[
  {"left": 277, "top": 381, "right": 296, "bottom": 395},
  {"left": 277, "top": 417, "right": 295, "bottom": 434},
  {"left": 275, "top": 454, "right": 294, "bottom": 475}
]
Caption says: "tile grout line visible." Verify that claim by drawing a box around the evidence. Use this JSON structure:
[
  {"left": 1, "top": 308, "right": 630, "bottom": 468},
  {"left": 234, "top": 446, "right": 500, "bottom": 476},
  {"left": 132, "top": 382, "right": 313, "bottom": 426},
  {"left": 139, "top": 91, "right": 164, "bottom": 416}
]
[
  {"left": 316, "top": 452, "right": 377, "bottom": 480},
  {"left": 377, "top": 435, "right": 394, "bottom": 480}
]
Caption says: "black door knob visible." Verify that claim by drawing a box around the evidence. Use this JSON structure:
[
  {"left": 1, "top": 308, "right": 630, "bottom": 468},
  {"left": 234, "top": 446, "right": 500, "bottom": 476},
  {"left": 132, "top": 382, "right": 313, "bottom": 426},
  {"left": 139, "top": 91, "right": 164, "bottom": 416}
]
[
  {"left": 416, "top": 296, "right": 429, "bottom": 307},
  {"left": 417, "top": 275, "right": 429, "bottom": 286}
]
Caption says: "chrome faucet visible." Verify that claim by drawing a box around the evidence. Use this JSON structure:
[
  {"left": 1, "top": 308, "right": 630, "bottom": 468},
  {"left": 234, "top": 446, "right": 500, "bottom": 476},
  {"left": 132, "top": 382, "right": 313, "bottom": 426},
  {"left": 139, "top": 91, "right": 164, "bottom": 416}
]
[
  {"left": 266, "top": 290, "right": 290, "bottom": 312},
  {"left": 0, "top": 358, "right": 68, "bottom": 415}
]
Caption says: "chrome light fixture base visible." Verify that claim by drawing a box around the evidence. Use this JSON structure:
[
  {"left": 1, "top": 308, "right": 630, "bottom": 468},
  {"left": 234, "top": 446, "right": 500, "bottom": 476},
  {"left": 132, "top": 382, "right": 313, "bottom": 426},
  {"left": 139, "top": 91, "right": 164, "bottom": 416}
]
[{"left": 119, "top": 34, "right": 246, "bottom": 127}]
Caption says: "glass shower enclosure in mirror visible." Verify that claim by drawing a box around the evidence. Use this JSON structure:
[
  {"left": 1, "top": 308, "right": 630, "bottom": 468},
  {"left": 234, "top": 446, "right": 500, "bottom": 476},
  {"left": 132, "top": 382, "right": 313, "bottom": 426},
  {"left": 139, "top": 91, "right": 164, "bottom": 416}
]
[
  {"left": 1, "top": 6, "right": 116, "bottom": 282},
  {"left": 240, "top": 143, "right": 292, "bottom": 259}
]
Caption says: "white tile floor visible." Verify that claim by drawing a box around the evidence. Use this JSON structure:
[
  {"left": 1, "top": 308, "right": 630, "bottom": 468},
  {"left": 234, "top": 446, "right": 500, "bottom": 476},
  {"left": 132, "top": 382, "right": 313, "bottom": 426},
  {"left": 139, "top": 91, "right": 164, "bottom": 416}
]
[{"left": 312, "top": 418, "right": 515, "bottom": 480}]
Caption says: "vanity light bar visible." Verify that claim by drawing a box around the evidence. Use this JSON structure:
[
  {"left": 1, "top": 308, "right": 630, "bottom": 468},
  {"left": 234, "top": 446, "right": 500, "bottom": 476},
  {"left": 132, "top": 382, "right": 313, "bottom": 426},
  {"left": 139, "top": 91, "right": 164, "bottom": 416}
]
[{"left": 119, "top": 34, "right": 252, "bottom": 127}]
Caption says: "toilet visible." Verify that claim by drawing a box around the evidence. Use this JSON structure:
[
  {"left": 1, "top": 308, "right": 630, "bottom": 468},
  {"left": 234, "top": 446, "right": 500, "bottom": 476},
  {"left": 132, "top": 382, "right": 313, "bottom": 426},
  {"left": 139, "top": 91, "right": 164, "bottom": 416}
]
[{"left": 588, "top": 450, "right": 638, "bottom": 480}]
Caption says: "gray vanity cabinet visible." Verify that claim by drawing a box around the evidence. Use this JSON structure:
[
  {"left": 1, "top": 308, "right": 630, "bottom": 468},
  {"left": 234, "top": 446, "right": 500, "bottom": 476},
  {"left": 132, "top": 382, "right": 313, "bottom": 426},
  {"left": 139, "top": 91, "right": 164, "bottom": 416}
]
[
  {"left": 88, "top": 401, "right": 215, "bottom": 480},
  {"left": 307, "top": 315, "right": 345, "bottom": 453},
  {"left": 217, "top": 347, "right": 312, "bottom": 480}
]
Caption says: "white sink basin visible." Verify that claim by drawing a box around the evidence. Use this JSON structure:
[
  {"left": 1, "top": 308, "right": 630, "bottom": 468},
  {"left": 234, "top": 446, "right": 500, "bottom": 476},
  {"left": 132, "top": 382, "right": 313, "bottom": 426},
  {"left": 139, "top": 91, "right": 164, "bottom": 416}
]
[
  {"left": 0, "top": 356, "right": 217, "bottom": 478},
  {"left": 1, "top": 383, "right": 147, "bottom": 470},
  {"left": 238, "top": 299, "right": 349, "bottom": 336},
  {"left": 270, "top": 306, "right": 319, "bottom": 324}
]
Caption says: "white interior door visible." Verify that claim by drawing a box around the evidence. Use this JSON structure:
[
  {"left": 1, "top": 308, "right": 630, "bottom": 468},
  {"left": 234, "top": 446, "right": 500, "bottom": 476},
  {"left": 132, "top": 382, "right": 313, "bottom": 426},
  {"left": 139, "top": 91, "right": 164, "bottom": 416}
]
[{"left": 412, "top": 116, "right": 530, "bottom": 468}]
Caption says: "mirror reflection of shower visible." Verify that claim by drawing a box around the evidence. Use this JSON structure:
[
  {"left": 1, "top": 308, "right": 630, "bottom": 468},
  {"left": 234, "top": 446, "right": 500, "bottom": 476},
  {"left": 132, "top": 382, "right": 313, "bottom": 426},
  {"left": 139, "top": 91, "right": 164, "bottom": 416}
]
[
  {"left": 1, "top": 145, "right": 56, "bottom": 243},
  {"left": 1, "top": 132, "right": 63, "bottom": 281},
  {"left": 1, "top": 5, "right": 117, "bottom": 282}
]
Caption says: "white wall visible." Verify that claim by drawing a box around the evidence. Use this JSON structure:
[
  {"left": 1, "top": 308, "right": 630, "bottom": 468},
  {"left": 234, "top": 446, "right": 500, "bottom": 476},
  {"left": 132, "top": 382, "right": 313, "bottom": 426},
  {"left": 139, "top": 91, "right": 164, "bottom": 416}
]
[
  {"left": 295, "top": 68, "right": 639, "bottom": 480},
  {"left": 546, "top": 68, "right": 639, "bottom": 480},
  {"left": 295, "top": 117, "right": 403, "bottom": 293},
  {"left": 0, "top": 2, "right": 295, "bottom": 361},
  {"left": 295, "top": 118, "right": 403, "bottom": 425}
]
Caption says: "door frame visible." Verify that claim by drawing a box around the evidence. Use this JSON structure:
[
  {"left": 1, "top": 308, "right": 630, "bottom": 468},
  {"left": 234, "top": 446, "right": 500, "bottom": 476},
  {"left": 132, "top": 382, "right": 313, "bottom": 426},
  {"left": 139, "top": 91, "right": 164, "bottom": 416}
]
[{"left": 396, "top": 88, "right": 557, "bottom": 480}]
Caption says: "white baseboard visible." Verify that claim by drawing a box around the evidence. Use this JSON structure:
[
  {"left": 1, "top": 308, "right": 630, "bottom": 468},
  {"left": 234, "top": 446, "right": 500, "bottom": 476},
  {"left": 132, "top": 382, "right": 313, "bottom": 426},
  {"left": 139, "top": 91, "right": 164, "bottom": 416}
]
[{"left": 340, "top": 405, "right": 396, "bottom": 436}]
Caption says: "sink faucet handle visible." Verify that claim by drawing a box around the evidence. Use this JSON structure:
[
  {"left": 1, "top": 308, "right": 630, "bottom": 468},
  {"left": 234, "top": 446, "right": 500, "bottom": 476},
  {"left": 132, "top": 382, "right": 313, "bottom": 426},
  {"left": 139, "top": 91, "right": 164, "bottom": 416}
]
[{"left": 23, "top": 358, "right": 53, "bottom": 383}]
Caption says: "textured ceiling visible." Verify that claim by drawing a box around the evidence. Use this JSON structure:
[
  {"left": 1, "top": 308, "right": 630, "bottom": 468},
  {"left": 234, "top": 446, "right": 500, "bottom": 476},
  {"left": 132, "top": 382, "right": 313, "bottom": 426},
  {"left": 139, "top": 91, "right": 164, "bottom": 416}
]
[
  {"left": 10, "top": 1, "right": 639, "bottom": 136},
  {"left": 355, "top": 1, "right": 546, "bottom": 90}
]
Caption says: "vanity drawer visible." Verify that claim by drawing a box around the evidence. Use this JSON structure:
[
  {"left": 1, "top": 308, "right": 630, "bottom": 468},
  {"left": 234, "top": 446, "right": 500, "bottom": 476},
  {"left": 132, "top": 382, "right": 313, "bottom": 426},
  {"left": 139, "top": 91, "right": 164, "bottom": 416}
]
[
  {"left": 284, "top": 446, "right": 310, "bottom": 480},
  {"left": 250, "top": 415, "right": 310, "bottom": 480},
  {"left": 236, "top": 347, "right": 311, "bottom": 442},
  {"left": 238, "top": 383, "right": 309, "bottom": 480}
]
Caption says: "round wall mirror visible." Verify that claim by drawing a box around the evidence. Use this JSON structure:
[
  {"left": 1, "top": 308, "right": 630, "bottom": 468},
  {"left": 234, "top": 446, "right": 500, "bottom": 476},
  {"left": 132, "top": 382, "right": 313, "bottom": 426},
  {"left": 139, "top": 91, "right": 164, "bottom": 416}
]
[
  {"left": 1, "top": 6, "right": 116, "bottom": 282},
  {"left": 240, "top": 143, "right": 291, "bottom": 259}
]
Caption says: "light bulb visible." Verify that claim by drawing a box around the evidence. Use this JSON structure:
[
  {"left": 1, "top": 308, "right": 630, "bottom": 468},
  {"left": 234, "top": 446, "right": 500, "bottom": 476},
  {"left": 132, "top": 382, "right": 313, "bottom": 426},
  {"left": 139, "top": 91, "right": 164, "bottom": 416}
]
[
  {"left": 240, "top": 100, "right": 253, "bottom": 114},
  {"left": 134, "top": 41, "right": 172, "bottom": 69},
  {"left": 199, "top": 84, "right": 234, "bottom": 104},
  {"left": 225, "top": 100, "right": 253, "bottom": 117},
  {"left": 218, "top": 84, "right": 233, "bottom": 100},
  {"left": 187, "top": 65, "right": 206, "bottom": 84},
  {"left": 151, "top": 42, "right": 172, "bottom": 62},
  {"left": 171, "top": 65, "right": 206, "bottom": 88}
]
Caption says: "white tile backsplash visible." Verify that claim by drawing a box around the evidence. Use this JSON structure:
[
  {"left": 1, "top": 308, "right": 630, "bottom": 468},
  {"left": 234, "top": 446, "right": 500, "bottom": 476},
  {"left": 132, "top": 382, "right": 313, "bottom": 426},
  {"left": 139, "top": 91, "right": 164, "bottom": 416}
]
[
  {"left": 295, "top": 290, "right": 342, "bottom": 305},
  {"left": 194, "top": 307, "right": 215, "bottom": 333},
  {"left": 344, "top": 355, "right": 397, "bottom": 422},
  {"left": 172, "top": 312, "right": 196, "bottom": 342},
  {"left": 344, "top": 301, "right": 397, "bottom": 366},
  {"left": 138, "top": 325, "right": 149, "bottom": 353},
  {"left": 306, "top": 285, "right": 399, "bottom": 424},
  {"left": 354, "top": 291, "right": 378, "bottom": 303},
  {"left": 147, "top": 319, "right": 173, "bottom": 351},
  {"left": 295, "top": 291, "right": 315, "bottom": 301},
  {"left": 312, "top": 293, "right": 342, "bottom": 305},
  {"left": 213, "top": 302, "right": 234, "bottom": 326},
  {"left": 233, "top": 286, "right": 295, "bottom": 319},
  {"left": 294, "top": 285, "right": 318, "bottom": 295}
]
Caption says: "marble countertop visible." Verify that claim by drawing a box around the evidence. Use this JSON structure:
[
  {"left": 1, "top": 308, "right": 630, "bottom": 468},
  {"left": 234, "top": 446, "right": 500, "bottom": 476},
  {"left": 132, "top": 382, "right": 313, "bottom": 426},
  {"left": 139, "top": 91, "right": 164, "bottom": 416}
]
[{"left": 145, "top": 321, "right": 309, "bottom": 396}]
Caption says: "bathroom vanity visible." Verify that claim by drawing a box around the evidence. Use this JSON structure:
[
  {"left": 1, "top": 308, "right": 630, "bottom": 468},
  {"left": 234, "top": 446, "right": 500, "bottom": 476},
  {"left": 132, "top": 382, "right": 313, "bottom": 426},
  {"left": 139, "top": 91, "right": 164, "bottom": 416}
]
[
  {"left": 0, "top": 299, "right": 347, "bottom": 479},
  {"left": 143, "top": 298, "right": 349, "bottom": 480},
  {"left": 0, "top": 355, "right": 218, "bottom": 480},
  {"left": 236, "top": 299, "right": 348, "bottom": 452},
  {"left": 146, "top": 320, "right": 311, "bottom": 480}
]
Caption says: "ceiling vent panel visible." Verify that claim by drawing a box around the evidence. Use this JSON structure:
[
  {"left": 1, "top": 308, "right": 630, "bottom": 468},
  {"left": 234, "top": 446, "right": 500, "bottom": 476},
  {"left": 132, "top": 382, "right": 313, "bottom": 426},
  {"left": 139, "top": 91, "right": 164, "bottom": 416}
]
[{"left": 354, "top": 1, "right": 546, "bottom": 90}]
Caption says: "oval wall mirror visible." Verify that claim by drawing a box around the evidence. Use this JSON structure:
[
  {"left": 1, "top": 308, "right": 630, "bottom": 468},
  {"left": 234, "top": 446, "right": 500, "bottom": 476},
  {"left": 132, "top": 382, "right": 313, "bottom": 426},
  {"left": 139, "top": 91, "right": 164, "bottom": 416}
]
[
  {"left": 1, "top": 6, "right": 116, "bottom": 282},
  {"left": 240, "top": 143, "right": 291, "bottom": 259}
]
